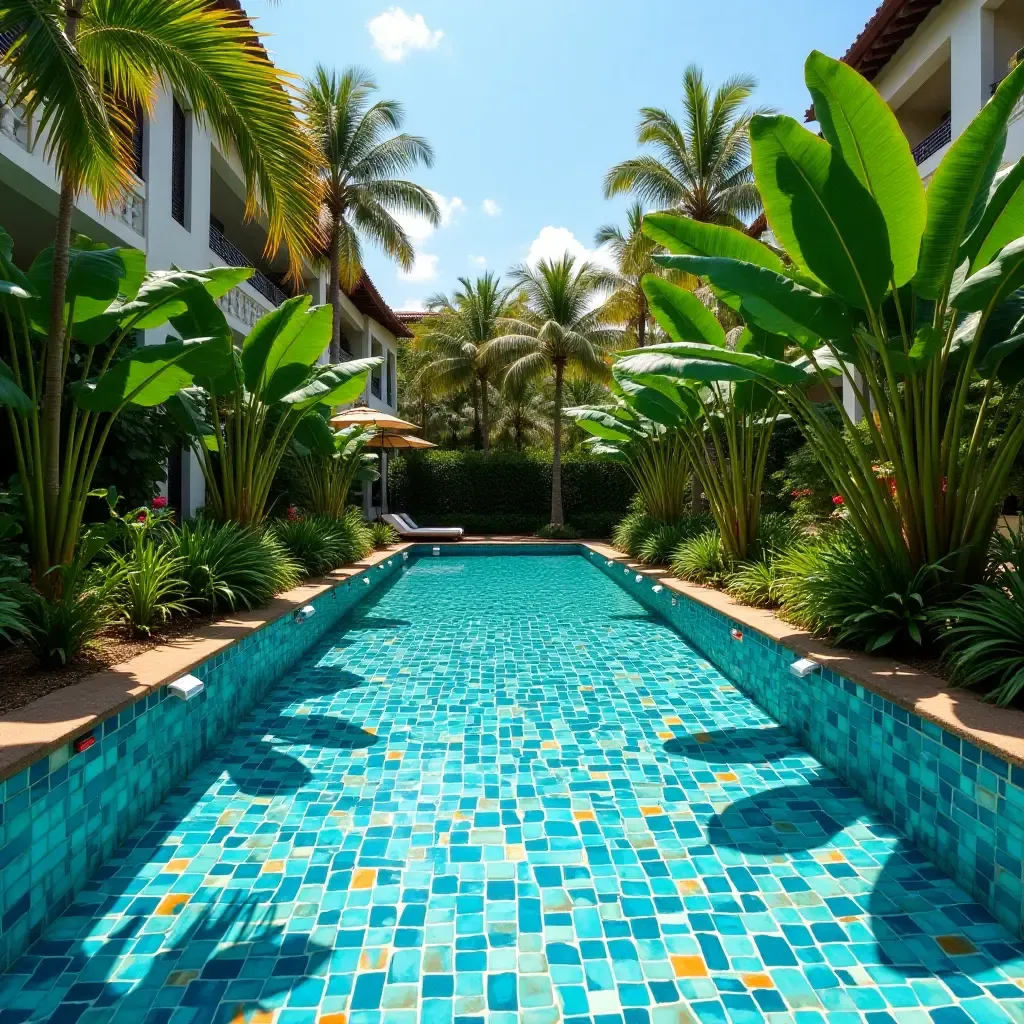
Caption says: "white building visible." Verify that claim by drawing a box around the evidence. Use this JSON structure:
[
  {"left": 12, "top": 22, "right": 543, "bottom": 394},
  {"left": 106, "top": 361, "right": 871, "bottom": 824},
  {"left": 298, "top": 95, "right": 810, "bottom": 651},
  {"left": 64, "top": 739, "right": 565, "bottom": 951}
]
[{"left": 0, "top": 9, "right": 409, "bottom": 518}]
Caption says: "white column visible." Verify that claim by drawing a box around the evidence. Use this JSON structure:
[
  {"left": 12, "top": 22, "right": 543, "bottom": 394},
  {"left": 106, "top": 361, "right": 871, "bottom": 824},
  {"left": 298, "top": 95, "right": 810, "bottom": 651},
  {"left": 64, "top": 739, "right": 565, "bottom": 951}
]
[{"left": 951, "top": 2, "right": 994, "bottom": 137}]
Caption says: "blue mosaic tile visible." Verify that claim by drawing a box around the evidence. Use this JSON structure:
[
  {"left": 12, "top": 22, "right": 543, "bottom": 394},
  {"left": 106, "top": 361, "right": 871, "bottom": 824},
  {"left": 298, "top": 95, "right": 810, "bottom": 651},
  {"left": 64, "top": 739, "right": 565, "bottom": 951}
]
[{"left": 2, "top": 549, "right": 1023, "bottom": 1023}]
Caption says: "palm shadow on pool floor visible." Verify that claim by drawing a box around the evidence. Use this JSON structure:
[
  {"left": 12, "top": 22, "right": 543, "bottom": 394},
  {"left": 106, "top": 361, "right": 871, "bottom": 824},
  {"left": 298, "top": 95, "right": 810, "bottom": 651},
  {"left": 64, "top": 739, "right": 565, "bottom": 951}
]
[{"left": 705, "top": 779, "right": 1024, "bottom": 977}]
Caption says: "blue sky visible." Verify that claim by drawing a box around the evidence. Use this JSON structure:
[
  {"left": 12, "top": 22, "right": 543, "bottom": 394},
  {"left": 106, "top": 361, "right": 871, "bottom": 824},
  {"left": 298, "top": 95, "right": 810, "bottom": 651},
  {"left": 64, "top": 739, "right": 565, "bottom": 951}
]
[{"left": 248, "top": 0, "right": 878, "bottom": 312}]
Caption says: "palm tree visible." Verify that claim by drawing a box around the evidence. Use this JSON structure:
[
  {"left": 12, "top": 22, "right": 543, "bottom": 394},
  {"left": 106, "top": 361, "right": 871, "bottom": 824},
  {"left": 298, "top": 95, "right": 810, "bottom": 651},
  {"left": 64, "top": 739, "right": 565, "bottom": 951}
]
[
  {"left": 604, "top": 66, "right": 767, "bottom": 226},
  {"left": 302, "top": 66, "right": 440, "bottom": 360},
  {"left": 416, "top": 272, "right": 512, "bottom": 454},
  {"left": 0, "top": 0, "right": 320, "bottom": 577},
  {"left": 493, "top": 378, "right": 550, "bottom": 451},
  {"left": 593, "top": 201, "right": 695, "bottom": 347},
  {"left": 484, "top": 256, "right": 619, "bottom": 526}
]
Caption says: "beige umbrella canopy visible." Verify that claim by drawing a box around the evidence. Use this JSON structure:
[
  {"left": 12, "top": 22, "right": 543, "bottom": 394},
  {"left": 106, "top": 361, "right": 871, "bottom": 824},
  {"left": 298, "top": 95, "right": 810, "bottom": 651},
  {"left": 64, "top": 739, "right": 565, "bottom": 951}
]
[
  {"left": 328, "top": 406, "right": 420, "bottom": 433},
  {"left": 364, "top": 434, "right": 436, "bottom": 450}
]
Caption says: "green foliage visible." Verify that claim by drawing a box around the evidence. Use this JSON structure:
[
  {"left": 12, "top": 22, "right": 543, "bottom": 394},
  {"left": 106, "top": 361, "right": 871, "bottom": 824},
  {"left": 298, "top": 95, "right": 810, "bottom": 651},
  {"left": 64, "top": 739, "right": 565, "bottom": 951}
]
[
  {"left": 112, "top": 541, "right": 189, "bottom": 637},
  {"left": 175, "top": 520, "right": 301, "bottom": 613},
  {"left": 370, "top": 520, "right": 400, "bottom": 548},
  {"left": 630, "top": 51, "right": 1024, "bottom": 584},
  {"left": 935, "top": 568, "right": 1024, "bottom": 706},
  {"left": 724, "top": 560, "right": 781, "bottom": 607},
  {"left": 612, "top": 500, "right": 660, "bottom": 558},
  {"left": 638, "top": 515, "right": 716, "bottom": 566},
  {"left": 25, "top": 541, "right": 120, "bottom": 667},
  {"left": 0, "top": 576, "right": 33, "bottom": 642},
  {"left": 670, "top": 529, "right": 726, "bottom": 584},
  {"left": 271, "top": 514, "right": 371, "bottom": 576},
  {"left": 774, "top": 529, "right": 946, "bottom": 652},
  {"left": 93, "top": 402, "right": 175, "bottom": 512},
  {"left": 168, "top": 296, "right": 379, "bottom": 525},
  {"left": 298, "top": 426, "right": 379, "bottom": 519},
  {"left": 388, "top": 449, "right": 634, "bottom": 537},
  {"left": 536, "top": 523, "right": 581, "bottom": 540}
]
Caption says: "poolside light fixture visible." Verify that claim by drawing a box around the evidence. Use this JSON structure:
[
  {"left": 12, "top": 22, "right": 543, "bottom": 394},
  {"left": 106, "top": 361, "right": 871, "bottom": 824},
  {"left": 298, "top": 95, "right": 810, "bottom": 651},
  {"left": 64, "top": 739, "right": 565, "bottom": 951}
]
[
  {"left": 432, "top": 546, "right": 440, "bottom": 556},
  {"left": 635, "top": 574, "right": 643, "bottom": 583},
  {"left": 73, "top": 732, "right": 96, "bottom": 755},
  {"left": 294, "top": 604, "right": 316, "bottom": 624},
  {"left": 606, "top": 560, "right": 613, "bottom": 566},
  {"left": 652, "top": 585, "right": 663, "bottom": 594},
  {"left": 402, "top": 552, "right": 409, "bottom": 560},
  {"left": 671, "top": 598, "right": 677, "bottom": 606},
  {"left": 790, "top": 657, "right": 819, "bottom": 678},
  {"left": 364, "top": 577, "right": 371, "bottom": 585},
  {"left": 730, "top": 628, "right": 743, "bottom": 642},
  {"left": 168, "top": 674, "right": 205, "bottom": 701}
]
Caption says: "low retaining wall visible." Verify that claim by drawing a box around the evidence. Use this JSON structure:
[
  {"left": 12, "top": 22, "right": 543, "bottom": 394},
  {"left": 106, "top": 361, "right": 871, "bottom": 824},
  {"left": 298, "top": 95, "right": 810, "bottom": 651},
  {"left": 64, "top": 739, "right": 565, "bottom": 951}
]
[
  {"left": 585, "top": 545, "right": 1024, "bottom": 938},
  {"left": 0, "top": 549, "right": 407, "bottom": 970}
]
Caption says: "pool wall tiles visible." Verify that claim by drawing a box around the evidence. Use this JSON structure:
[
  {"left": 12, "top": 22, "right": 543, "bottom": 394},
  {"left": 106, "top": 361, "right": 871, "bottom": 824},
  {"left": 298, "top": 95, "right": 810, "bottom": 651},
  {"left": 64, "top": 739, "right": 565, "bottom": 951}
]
[
  {"left": 588, "top": 549, "right": 1024, "bottom": 940},
  {"left": 0, "top": 557, "right": 404, "bottom": 971}
]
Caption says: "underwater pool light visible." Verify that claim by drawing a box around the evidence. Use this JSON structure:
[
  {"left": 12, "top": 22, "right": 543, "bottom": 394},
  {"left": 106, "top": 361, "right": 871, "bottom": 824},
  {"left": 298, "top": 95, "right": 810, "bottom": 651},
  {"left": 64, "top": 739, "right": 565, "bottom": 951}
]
[
  {"left": 635, "top": 574, "right": 643, "bottom": 583},
  {"left": 433, "top": 546, "right": 440, "bottom": 556},
  {"left": 730, "top": 628, "right": 743, "bottom": 642},
  {"left": 168, "top": 674, "right": 204, "bottom": 701},
  {"left": 73, "top": 733, "right": 96, "bottom": 755},
  {"left": 652, "top": 585, "right": 663, "bottom": 594},
  {"left": 294, "top": 604, "right": 316, "bottom": 623}
]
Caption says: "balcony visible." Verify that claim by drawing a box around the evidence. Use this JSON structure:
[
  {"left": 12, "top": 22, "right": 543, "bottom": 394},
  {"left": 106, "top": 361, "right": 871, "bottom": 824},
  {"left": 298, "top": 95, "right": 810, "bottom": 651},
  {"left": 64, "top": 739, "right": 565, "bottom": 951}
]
[
  {"left": 912, "top": 115, "right": 951, "bottom": 166},
  {"left": 208, "top": 224, "right": 287, "bottom": 306}
]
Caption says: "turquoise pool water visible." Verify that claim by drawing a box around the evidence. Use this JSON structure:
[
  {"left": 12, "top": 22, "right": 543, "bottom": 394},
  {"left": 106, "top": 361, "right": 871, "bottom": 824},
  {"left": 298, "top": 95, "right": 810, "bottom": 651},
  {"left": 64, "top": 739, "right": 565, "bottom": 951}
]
[{"left": 1, "top": 552, "right": 1023, "bottom": 1024}]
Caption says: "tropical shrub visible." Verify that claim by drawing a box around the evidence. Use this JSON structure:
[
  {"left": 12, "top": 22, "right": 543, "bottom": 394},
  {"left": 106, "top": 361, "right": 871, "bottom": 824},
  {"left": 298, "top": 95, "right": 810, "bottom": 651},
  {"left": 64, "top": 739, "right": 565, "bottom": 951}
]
[
  {"left": 536, "top": 523, "right": 581, "bottom": 540},
  {"left": 774, "top": 529, "right": 946, "bottom": 652},
  {"left": 0, "top": 577, "right": 32, "bottom": 643},
  {"left": 272, "top": 515, "right": 356, "bottom": 576},
  {"left": 109, "top": 500, "right": 188, "bottom": 637},
  {"left": 370, "top": 521, "right": 400, "bottom": 548},
  {"left": 25, "top": 535, "right": 121, "bottom": 667},
  {"left": 935, "top": 568, "right": 1024, "bottom": 706},
  {"left": 670, "top": 529, "right": 726, "bottom": 584},
  {"left": 169, "top": 297, "right": 379, "bottom": 525},
  {"left": 637, "top": 515, "right": 716, "bottom": 566},
  {"left": 175, "top": 520, "right": 301, "bottom": 614},
  {"left": 299, "top": 425, "right": 379, "bottom": 519},
  {"left": 725, "top": 560, "right": 781, "bottom": 608},
  {"left": 0, "top": 235, "right": 243, "bottom": 587},
  {"left": 623, "top": 51, "right": 1024, "bottom": 584},
  {"left": 612, "top": 500, "right": 660, "bottom": 557}
]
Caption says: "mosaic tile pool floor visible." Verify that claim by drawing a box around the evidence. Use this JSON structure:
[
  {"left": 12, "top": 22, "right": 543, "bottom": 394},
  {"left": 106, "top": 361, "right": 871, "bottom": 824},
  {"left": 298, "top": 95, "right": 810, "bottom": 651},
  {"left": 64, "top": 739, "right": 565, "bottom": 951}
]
[{"left": 3, "top": 552, "right": 1024, "bottom": 1024}]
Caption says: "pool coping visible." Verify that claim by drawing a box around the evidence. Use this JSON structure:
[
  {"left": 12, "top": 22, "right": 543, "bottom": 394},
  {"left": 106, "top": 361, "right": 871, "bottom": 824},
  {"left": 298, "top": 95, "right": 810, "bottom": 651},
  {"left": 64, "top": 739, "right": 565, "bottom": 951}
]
[
  {"left": 0, "top": 544, "right": 412, "bottom": 784},
  {"left": 578, "top": 540, "right": 1024, "bottom": 770}
]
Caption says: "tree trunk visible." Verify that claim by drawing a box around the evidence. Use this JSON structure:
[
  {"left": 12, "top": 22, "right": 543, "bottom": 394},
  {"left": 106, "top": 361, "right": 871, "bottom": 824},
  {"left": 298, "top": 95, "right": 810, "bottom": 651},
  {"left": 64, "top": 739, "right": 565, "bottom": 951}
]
[
  {"left": 328, "top": 220, "right": 343, "bottom": 362},
  {"left": 551, "top": 361, "right": 564, "bottom": 526},
  {"left": 480, "top": 372, "right": 490, "bottom": 455},
  {"left": 470, "top": 376, "right": 481, "bottom": 448}
]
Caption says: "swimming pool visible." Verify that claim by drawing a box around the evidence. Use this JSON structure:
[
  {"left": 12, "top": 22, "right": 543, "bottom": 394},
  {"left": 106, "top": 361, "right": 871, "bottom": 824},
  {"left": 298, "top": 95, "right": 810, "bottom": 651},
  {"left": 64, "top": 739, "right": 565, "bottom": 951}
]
[{"left": 1, "top": 551, "right": 1022, "bottom": 1023}]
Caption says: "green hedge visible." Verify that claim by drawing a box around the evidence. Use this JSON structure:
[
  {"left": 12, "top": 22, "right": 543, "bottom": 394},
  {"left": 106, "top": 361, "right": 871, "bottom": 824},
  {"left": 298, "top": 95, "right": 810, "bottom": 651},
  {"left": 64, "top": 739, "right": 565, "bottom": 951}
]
[{"left": 388, "top": 450, "right": 635, "bottom": 536}]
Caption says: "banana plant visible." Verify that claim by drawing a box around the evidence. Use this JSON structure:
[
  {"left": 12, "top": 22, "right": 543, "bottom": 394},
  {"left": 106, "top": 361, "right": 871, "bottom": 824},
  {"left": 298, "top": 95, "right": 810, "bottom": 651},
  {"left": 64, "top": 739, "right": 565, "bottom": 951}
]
[
  {"left": 600, "top": 285, "right": 789, "bottom": 561},
  {"left": 168, "top": 296, "right": 380, "bottom": 524},
  {"left": 0, "top": 229, "right": 241, "bottom": 588},
  {"left": 298, "top": 424, "right": 380, "bottom": 518},
  {"left": 619, "top": 50, "right": 1024, "bottom": 582},
  {"left": 569, "top": 380, "right": 693, "bottom": 524}
]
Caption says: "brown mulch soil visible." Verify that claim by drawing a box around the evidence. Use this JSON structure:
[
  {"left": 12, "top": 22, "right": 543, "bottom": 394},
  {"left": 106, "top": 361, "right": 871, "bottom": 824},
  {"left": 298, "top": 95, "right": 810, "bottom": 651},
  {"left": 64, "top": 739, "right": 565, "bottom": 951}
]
[{"left": 0, "top": 614, "right": 215, "bottom": 718}]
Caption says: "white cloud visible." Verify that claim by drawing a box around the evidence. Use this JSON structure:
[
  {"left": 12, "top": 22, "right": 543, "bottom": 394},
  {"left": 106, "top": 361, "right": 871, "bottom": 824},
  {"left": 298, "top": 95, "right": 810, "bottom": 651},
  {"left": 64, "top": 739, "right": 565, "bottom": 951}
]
[
  {"left": 468, "top": 254, "right": 487, "bottom": 267},
  {"left": 481, "top": 198, "right": 502, "bottom": 217},
  {"left": 395, "top": 190, "right": 463, "bottom": 245},
  {"left": 368, "top": 8, "right": 443, "bottom": 62},
  {"left": 400, "top": 297, "right": 428, "bottom": 312},
  {"left": 398, "top": 252, "right": 439, "bottom": 283},
  {"left": 524, "top": 226, "right": 616, "bottom": 272}
]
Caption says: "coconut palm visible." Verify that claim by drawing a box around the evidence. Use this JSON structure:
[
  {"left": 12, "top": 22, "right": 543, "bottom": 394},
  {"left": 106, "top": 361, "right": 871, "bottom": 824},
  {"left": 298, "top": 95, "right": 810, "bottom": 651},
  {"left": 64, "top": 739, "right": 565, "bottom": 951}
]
[
  {"left": 416, "top": 272, "right": 513, "bottom": 454},
  {"left": 593, "top": 201, "right": 696, "bottom": 347},
  {"left": 494, "top": 378, "right": 550, "bottom": 451},
  {"left": 301, "top": 66, "right": 440, "bottom": 360},
  {"left": 0, "top": 0, "right": 320, "bottom": 579},
  {"left": 604, "top": 65, "right": 766, "bottom": 226},
  {"left": 484, "top": 256, "right": 619, "bottom": 525}
]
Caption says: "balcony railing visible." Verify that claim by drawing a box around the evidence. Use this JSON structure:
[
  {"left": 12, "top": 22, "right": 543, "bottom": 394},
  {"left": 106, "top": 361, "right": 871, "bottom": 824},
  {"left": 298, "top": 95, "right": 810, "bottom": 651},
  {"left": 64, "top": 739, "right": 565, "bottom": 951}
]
[
  {"left": 208, "top": 224, "right": 288, "bottom": 306},
  {"left": 911, "top": 115, "right": 951, "bottom": 166}
]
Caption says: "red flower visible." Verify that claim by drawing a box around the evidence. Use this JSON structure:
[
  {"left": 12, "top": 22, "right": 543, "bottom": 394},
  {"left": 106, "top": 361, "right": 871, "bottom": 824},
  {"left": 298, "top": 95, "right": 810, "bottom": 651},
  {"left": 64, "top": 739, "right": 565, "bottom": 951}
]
[
  {"left": 136, "top": 511, "right": 147, "bottom": 522},
  {"left": 941, "top": 476, "right": 948, "bottom": 494},
  {"left": 287, "top": 505, "right": 299, "bottom": 521},
  {"left": 152, "top": 495, "right": 168, "bottom": 509},
  {"left": 832, "top": 495, "right": 844, "bottom": 506}
]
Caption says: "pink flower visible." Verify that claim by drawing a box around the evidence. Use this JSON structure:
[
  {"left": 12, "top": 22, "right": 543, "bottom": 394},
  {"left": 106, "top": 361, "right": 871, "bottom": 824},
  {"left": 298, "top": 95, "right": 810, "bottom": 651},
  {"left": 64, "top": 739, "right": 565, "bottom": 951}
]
[
  {"left": 152, "top": 495, "right": 168, "bottom": 509},
  {"left": 287, "top": 505, "right": 299, "bottom": 521},
  {"left": 136, "top": 511, "right": 147, "bottom": 522},
  {"left": 832, "top": 495, "right": 844, "bottom": 506}
]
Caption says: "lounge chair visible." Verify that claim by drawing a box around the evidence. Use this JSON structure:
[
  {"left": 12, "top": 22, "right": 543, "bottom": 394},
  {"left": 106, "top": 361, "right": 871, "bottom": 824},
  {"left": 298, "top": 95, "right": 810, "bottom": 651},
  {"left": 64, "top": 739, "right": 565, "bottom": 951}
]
[{"left": 382, "top": 513, "right": 464, "bottom": 540}]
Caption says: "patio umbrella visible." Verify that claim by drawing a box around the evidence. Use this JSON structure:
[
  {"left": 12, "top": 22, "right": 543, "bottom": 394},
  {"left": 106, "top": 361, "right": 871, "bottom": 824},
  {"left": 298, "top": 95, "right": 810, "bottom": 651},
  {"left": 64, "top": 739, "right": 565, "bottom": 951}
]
[
  {"left": 364, "top": 434, "right": 436, "bottom": 450},
  {"left": 328, "top": 406, "right": 420, "bottom": 432}
]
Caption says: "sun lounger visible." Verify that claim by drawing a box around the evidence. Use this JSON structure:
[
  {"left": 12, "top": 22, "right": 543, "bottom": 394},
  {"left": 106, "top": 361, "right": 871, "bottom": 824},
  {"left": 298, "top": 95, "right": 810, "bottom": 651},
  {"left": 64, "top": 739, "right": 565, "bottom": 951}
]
[{"left": 382, "top": 513, "right": 464, "bottom": 540}]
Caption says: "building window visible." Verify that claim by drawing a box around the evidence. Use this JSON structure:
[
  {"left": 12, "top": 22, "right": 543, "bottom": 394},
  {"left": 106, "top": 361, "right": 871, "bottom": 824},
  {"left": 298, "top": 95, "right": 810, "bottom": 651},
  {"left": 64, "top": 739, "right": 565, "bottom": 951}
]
[
  {"left": 370, "top": 340, "right": 382, "bottom": 398},
  {"left": 171, "top": 100, "right": 187, "bottom": 227},
  {"left": 386, "top": 351, "right": 394, "bottom": 406}
]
